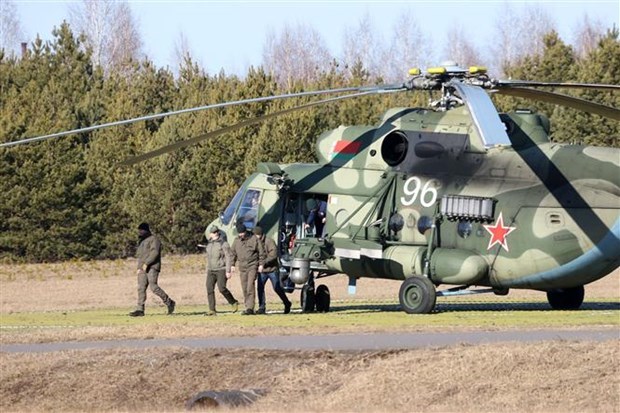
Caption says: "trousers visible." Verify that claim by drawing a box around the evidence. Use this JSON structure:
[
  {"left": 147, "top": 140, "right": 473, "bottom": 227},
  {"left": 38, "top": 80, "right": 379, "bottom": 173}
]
[
  {"left": 206, "top": 269, "right": 237, "bottom": 311},
  {"left": 136, "top": 268, "right": 171, "bottom": 311},
  {"left": 257, "top": 271, "right": 291, "bottom": 311},
  {"left": 238, "top": 266, "right": 257, "bottom": 311}
]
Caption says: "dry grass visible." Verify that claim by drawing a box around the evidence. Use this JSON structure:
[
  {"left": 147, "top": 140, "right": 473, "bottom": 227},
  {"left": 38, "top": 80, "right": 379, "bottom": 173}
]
[
  {"left": 1, "top": 257, "right": 619, "bottom": 412},
  {"left": 1, "top": 342, "right": 618, "bottom": 412},
  {"left": 1, "top": 255, "right": 618, "bottom": 313}
]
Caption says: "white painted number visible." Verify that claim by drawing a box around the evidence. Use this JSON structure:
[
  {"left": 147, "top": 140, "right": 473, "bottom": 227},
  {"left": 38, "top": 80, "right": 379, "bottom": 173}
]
[{"left": 401, "top": 176, "right": 438, "bottom": 207}]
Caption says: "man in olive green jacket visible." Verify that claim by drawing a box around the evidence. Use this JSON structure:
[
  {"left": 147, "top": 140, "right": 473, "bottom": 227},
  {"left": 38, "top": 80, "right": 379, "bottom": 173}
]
[
  {"left": 129, "top": 223, "right": 175, "bottom": 317},
  {"left": 230, "top": 223, "right": 265, "bottom": 315},
  {"left": 205, "top": 225, "right": 239, "bottom": 315}
]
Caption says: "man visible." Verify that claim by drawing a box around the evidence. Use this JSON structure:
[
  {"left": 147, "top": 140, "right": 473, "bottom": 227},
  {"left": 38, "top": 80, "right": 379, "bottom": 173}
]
[
  {"left": 305, "top": 198, "right": 328, "bottom": 238},
  {"left": 129, "top": 223, "right": 175, "bottom": 317},
  {"left": 253, "top": 226, "right": 292, "bottom": 315},
  {"left": 205, "top": 225, "right": 239, "bottom": 315},
  {"left": 230, "top": 222, "right": 265, "bottom": 315}
]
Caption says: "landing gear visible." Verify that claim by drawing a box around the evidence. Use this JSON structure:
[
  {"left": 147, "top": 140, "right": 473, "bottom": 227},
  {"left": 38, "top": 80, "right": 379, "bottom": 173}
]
[
  {"left": 315, "top": 284, "right": 331, "bottom": 312},
  {"left": 300, "top": 284, "right": 315, "bottom": 313},
  {"left": 547, "top": 286, "right": 584, "bottom": 310},
  {"left": 399, "top": 276, "right": 436, "bottom": 314}
]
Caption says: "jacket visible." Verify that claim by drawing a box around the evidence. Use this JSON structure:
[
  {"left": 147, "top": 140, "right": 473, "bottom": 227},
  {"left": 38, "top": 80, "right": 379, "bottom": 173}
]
[
  {"left": 230, "top": 232, "right": 265, "bottom": 270},
  {"left": 136, "top": 233, "right": 162, "bottom": 272},
  {"left": 206, "top": 237, "right": 232, "bottom": 272},
  {"left": 258, "top": 235, "right": 279, "bottom": 273}
]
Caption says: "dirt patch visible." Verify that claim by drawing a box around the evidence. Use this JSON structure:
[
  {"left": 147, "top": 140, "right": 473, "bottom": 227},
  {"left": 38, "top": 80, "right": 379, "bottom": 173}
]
[
  {"left": 1, "top": 341, "right": 618, "bottom": 412},
  {"left": 1, "top": 256, "right": 618, "bottom": 313}
]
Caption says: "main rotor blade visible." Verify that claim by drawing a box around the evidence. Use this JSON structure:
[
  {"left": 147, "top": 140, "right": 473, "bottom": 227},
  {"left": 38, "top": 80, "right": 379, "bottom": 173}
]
[
  {"left": 494, "top": 87, "right": 620, "bottom": 121},
  {"left": 497, "top": 81, "right": 620, "bottom": 91},
  {"left": 0, "top": 86, "right": 375, "bottom": 148},
  {"left": 121, "top": 88, "right": 404, "bottom": 166}
]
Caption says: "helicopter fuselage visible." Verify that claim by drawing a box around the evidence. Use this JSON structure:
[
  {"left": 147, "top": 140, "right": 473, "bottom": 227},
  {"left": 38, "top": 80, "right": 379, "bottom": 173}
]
[{"left": 210, "top": 106, "right": 619, "bottom": 311}]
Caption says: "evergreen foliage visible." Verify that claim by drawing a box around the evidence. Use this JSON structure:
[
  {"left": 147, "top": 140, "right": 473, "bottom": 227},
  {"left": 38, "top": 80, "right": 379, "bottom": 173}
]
[{"left": 1, "top": 23, "right": 618, "bottom": 262}]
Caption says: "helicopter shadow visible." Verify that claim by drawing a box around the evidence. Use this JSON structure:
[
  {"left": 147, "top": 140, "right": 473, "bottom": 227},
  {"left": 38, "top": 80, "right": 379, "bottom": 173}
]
[{"left": 324, "top": 301, "right": 620, "bottom": 314}]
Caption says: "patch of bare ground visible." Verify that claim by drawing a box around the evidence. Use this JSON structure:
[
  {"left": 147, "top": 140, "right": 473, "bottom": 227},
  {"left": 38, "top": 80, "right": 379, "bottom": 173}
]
[
  {"left": 1, "top": 255, "right": 618, "bottom": 313},
  {"left": 1, "top": 341, "right": 618, "bottom": 413}
]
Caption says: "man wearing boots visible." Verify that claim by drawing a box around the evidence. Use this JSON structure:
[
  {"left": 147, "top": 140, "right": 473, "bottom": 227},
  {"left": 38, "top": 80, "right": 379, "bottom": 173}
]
[
  {"left": 230, "top": 222, "right": 265, "bottom": 315},
  {"left": 205, "top": 225, "right": 239, "bottom": 315},
  {"left": 129, "top": 223, "right": 175, "bottom": 317}
]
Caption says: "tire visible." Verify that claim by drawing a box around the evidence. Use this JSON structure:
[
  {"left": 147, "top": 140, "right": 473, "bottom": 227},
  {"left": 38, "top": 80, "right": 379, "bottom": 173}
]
[
  {"left": 547, "top": 286, "right": 584, "bottom": 310},
  {"left": 398, "top": 276, "right": 436, "bottom": 314},
  {"left": 315, "top": 284, "right": 331, "bottom": 313},
  {"left": 300, "top": 284, "right": 315, "bottom": 313}
]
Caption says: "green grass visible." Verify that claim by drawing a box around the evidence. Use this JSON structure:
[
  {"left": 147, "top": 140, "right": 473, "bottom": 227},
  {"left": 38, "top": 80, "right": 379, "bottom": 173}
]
[{"left": 2, "top": 298, "right": 618, "bottom": 334}]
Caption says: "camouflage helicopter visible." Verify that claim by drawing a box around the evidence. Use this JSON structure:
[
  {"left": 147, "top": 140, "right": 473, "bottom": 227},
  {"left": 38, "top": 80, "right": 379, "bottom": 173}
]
[{"left": 3, "top": 62, "right": 619, "bottom": 314}]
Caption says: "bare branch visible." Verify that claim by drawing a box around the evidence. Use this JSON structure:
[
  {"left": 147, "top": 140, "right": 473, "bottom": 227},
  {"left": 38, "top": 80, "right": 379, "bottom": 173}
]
[
  {"left": 383, "top": 11, "right": 433, "bottom": 82},
  {"left": 490, "top": 3, "right": 556, "bottom": 76},
  {"left": 262, "top": 23, "right": 332, "bottom": 89},
  {"left": 572, "top": 14, "right": 606, "bottom": 60},
  {"left": 69, "top": 0, "right": 143, "bottom": 75},
  {"left": 0, "top": 0, "right": 26, "bottom": 57},
  {"left": 443, "top": 26, "right": 484, "bottom": 70}
]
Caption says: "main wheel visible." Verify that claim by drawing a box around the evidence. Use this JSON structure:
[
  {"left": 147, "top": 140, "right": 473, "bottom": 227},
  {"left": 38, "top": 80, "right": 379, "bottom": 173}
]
[
  {"left": 315, "top": 284, "right": 331, "bottom": 312},
  {"left": 547, "top": 286, "right": 584, "bottom": 310},
  {"left": 399, "top": 276, "right": 436, "bottom": 314},
  {"left": 300, "top": 284, "right": 315, "bottom": 313}
]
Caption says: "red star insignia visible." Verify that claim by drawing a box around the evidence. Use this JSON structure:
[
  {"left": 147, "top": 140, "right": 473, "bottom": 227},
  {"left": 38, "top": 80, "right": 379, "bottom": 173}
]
[{"left": 483, "top": 212, "right": 516, "bottom": 252}]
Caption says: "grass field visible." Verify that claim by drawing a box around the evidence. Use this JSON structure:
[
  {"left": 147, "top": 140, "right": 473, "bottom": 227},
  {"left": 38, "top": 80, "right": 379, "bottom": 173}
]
[{"left": 1, "top": 256, "right": 619, "bottom": 412}]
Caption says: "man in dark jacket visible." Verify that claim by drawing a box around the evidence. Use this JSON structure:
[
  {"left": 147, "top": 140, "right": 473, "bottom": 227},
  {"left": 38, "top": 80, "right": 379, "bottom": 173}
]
[
  {"left": 230, "top": 222, "right": 265, "bottom": 315},
  {"left": 129, "top": 223, "right": 175, "bottom": 317},
  {"left": 205, "top": 225, "right": 238, "bottom": 315},
  {"left": 305, "top": 198, "right": 327, "bottom": 238},
  {"left": 254, "top": 226, "right": 291, "bottom": 314}
]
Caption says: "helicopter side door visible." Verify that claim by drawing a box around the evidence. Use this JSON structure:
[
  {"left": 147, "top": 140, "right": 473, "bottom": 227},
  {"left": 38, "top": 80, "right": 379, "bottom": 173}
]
[{"left": 279, "top": 193, "right": 328, "bottom": 252}]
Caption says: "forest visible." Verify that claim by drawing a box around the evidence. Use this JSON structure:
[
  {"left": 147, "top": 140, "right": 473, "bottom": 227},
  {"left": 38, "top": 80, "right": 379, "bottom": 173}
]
[{"left": 0, "top": 9, "right": 618, "bottom": 262}]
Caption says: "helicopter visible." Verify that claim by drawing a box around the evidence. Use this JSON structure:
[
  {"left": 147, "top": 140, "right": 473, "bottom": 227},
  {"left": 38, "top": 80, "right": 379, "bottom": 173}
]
[{"left": 3, "top": 62, "right": 619, "bottom": 314}]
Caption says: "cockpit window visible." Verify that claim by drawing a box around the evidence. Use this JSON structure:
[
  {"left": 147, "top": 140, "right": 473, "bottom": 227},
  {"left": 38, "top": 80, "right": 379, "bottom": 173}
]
[
  {"left": 221, "top": 185, "right": 246, "bottom": 225},
  {"left": 236, "top": 189, "right": 262, "bottom": 229}
]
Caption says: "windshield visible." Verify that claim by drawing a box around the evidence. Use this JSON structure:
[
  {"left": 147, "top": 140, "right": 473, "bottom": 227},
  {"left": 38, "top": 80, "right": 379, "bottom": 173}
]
[
  {"left": 220, "top": 185, "right": 247, "bottom": 225},
  {"left": 236, "top": 189, "right": 262, "bottom": 229}
]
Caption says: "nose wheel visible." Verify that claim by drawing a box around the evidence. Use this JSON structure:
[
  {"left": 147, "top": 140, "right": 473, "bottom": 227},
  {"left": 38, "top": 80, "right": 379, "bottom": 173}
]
[
  {"left": 300, "top": 283, "right": 331, "bottom": 313},
  {"left": 399, "top": 276, "right": 437, "bottom": 314},
  {"left": 300, "top": 284, "right": 315, "bottom": 313}
]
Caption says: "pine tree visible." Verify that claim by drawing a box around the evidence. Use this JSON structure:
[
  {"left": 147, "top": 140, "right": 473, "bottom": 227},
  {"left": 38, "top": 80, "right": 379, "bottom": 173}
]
[
  {"left": 0, "top": 23, "right": 106, "bottom": 261},
  {"left": 562, "top": 28, "right": 619, "bottom": 146}
]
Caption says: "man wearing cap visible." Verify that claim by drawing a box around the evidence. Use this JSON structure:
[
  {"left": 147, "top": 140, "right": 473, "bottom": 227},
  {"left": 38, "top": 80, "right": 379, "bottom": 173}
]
[
  {"left": 305, "top": 197, "right": 328, "bottom": 238},
  {"left": 204, "top": 225, "right": 239, "bottom": 315},
  {"left": 230, "top": 223, "right": 265, "bottom": 315},
  {"left": 129, "top": 223, "right": 175, "bottom": 317},
  {"left": 254, "top": 226, "right": 292, "bottom": 314}
]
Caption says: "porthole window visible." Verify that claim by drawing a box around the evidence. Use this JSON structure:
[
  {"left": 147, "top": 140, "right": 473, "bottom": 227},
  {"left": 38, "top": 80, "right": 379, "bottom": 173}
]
[{"left": 381, "top": 131, "right": 408, "bottom": 166}]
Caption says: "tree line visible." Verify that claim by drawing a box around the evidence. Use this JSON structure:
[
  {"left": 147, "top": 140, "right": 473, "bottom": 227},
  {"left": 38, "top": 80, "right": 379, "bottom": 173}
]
[{"left": 0, "top": 22, "right": 618, "bottom": 263}]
